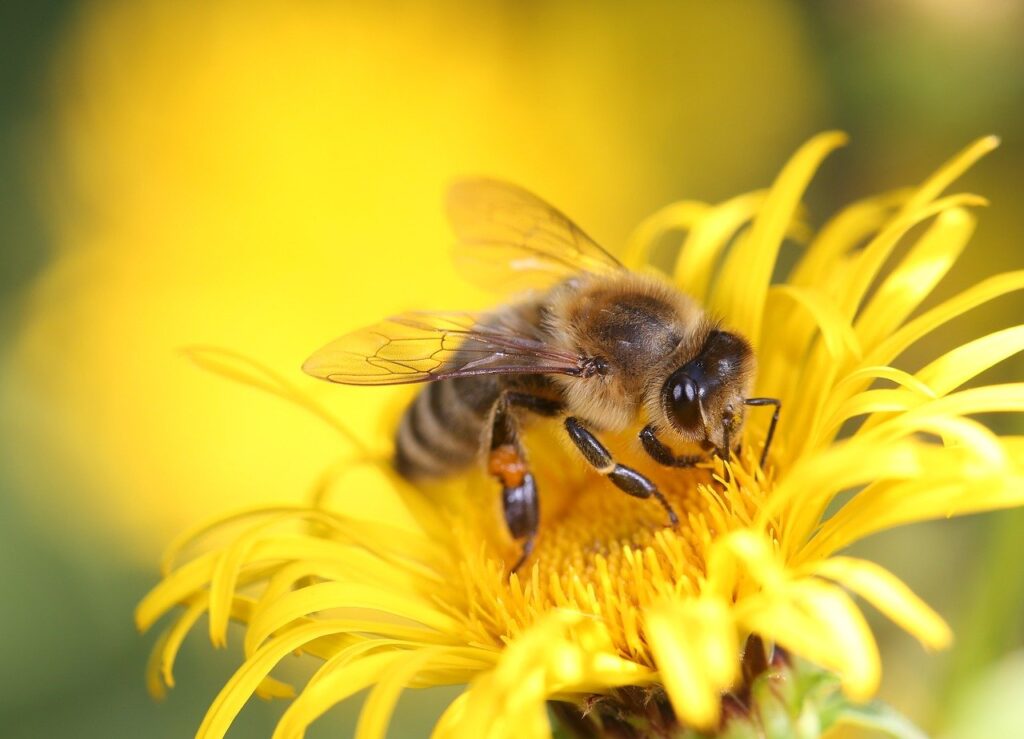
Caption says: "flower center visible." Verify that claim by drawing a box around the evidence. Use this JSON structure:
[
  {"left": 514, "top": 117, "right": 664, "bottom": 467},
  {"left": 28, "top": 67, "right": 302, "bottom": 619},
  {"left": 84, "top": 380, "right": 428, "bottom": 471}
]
[{"left": 447, "top": 428, "right": 765, "bottom": 662}]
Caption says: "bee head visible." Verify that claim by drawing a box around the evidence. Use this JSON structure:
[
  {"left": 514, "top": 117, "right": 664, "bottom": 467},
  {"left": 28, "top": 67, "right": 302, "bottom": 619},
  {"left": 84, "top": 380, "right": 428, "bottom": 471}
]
[{"left": 660, "top": 329, "right": 755, "bottom": 455}]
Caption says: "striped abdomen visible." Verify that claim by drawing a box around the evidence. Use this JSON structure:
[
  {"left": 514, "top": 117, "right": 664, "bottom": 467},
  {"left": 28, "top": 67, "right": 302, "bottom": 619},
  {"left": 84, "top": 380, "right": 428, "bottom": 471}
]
[{"left": 394, "top": 376, "right": 500, "bottom": 480}]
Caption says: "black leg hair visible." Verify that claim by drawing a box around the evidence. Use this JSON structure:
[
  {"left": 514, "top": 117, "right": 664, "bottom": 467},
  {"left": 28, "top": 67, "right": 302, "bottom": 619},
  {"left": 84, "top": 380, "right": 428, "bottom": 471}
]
[
  {"left": 639, "top": 425, "right": 702, "bottom": 468},
  {"left": 504, "top": 473, "right": 538, "bottom": 573},
  {"left": 565, "top": 417, "right": 679, "bottom": 527},
  {"left": 489, "top": 391, "right": 565, "bottom": 573},
  {"left": 488, "top": 394, "right": 538, "bottom": 573}
]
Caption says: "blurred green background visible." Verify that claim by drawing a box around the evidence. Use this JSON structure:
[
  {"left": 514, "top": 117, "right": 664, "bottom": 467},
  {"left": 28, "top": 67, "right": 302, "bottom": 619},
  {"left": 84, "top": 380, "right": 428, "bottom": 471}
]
[{"left": 1, "top": 1, "right": 1022, "bottom": 736}]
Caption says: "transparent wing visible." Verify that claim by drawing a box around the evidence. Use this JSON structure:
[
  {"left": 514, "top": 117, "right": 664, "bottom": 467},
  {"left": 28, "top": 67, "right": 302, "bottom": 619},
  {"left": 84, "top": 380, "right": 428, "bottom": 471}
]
[
  {"left": 447, "top": 179, "right": 624, "bottom": 292},
  {"left": 302, "top": 311, "right": 586, "bottom": 386}
]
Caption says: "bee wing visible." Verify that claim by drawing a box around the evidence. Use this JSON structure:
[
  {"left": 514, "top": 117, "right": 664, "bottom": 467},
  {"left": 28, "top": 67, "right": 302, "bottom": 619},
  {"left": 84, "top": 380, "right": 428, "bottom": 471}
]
[
  {"left": 447, "top": 179, "right": 624, "bottom": 293},
  {"left": 302, "top": 311, "right": 585, "bottom": 385}
]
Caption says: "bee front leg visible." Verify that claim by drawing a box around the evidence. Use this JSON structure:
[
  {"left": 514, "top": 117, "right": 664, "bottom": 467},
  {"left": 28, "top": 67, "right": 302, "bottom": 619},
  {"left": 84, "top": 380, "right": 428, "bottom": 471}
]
[
  {"left": 487, "top": 394, "right": 539, "bottom": 573},
  {"left": 639, "top": 424, "right": 703, "bottom": 468},
  {"left": 565, "top": 417, "right": 679, "bottom": 527}
]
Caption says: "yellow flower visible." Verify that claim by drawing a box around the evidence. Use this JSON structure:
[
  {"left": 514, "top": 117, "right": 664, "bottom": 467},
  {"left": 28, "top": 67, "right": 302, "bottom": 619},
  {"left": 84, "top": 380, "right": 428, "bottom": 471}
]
[
  {"left": 4, "top": 0, "right": 823, "bottom": 559},
  {"left": 138, "top": 134, "right": 1024, "bottom": 738}
]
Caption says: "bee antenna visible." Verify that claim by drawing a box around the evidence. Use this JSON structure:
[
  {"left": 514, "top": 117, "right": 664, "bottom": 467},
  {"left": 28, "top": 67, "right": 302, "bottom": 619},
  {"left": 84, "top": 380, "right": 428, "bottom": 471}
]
[{"left": 743, "top": 397, "right": 781, "bottom": 469}]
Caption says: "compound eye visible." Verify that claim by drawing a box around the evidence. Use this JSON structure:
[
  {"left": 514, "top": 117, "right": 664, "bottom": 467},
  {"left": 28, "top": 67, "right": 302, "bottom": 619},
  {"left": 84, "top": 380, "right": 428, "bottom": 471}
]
[{"left": 666, "top": 372, "right": 702, "bottom": 432}]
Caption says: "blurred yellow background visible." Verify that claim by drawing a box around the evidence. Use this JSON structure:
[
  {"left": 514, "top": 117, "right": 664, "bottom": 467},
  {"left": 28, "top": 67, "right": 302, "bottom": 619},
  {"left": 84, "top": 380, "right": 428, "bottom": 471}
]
[{"left": 1, "top": 0, "right": 1022, "bottom": 736}]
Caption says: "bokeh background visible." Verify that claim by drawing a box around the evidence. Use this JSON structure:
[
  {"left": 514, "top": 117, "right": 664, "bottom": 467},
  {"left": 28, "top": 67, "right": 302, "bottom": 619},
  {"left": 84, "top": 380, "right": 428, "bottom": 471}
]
[{"left": 2, "top": 0, "right": 1023, "bottom": 736}]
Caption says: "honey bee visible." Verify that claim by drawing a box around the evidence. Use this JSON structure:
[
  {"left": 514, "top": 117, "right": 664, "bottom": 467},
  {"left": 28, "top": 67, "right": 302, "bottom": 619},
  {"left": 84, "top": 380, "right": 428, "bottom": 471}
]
[{"left": 303, "top": 180, "right": 780, "bottom": 571}]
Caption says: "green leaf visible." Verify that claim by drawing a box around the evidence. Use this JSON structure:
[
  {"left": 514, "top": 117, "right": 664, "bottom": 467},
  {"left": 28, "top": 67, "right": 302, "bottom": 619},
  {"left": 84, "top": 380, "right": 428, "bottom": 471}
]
[
  {"left": 742, "top": 656, "right": 925, "bottom": 739},
  {"left": 827, "top": 700, "right": 929, "bottom": 739}
]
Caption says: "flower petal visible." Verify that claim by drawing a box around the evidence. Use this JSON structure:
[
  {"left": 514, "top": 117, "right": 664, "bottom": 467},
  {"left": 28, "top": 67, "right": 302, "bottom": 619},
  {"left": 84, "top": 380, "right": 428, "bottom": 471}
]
[
  {"left": 644, "top": 597, "right": 739, "bottom": 730},
  {"left": 674, "top": 190, "right": 807, "bottom": 303},
  {"left": 197, "top": 622, "right": 365, "bottom": 739},
  {"left": 246, "top": 581, "right": 460, "bottom": 651},
  {"left": 767, "top": 284, "right": 862, "bottom": 361},
  {"left": 854, "top": 207, "right": 976, "bottom": 349},
  {"left": 916, "top": 325, "right": 1024, "bottom": 396},
  {"left": 791, "top": 189, "right": 907, "bottom": 288},
  {"left": 837, "top": 194, "right": 985, "bottom": 321},
  {"left": 622, "top": 200, "right": 710, "bottom": 269},
  {"left": 711, "top": 131, "right": 847, "bottom": 347},
  {"left": 450, "top": 610, "right": 653, "bottom": 739},
  {"left": 272, "top": 649, "right": 409, "bottom": 739},
  {"left": 865, "top": 271, "right": 1024, "bottom": 368},
  {"left": 740, "top": 581, "right": 880, "bottom": 702},
  {"left": 355, "top": 648, "right": 447, "bottom": 739},
  {"left": 832, "top": 366, "right": 938, "bottom": 404},
  {"left": 807, "top": 557, "right": 952, "bottom": 650},
  {"left": 760, "top": 439, "right": 925, "bottom": 548},
  {"left": 902, "top": 136, "right": 999, "bottom": 212}
]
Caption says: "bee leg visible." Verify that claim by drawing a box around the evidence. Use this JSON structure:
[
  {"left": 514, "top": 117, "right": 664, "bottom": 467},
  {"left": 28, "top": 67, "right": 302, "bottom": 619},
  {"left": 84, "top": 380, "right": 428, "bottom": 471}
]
[
  {"left": 565, "top": 417, "right": 679, "bottom": 527},
  {"left": 504, "top": 475, "right": 538, "bottom": 573},
  {"left": 505, "top": 391, "right": 563, "bottom": 417},
  {"left": 639, "top": 424, "right": 703, "bottom": 468},
  {"left": 743, "top": 397, "right": 781, "bottom": 468},
  {"left": 720, "top": 409, "right": 736, "bottom": 460},
  {"left": 487, "top": 395, "right": 540, "bottom": 573}
]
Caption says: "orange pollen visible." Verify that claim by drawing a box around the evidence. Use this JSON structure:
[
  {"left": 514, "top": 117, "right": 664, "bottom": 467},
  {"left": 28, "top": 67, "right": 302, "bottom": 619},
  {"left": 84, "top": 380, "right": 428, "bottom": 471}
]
[{"left": 487, "top": 444, "right": 528, "bottom": 488}]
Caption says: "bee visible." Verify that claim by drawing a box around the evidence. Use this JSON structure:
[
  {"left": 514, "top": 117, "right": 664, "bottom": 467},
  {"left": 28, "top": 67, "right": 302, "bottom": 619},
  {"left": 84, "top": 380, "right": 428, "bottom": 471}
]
[{"left": 303, "top": 180, "right": 780, "bottom": 571}]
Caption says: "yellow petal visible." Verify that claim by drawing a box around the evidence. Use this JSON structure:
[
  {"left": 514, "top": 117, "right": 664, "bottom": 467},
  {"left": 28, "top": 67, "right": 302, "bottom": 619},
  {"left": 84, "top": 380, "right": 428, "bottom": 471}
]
[
  {"left": 900, "top": 384, "right": 1024, "bottom": 419},
  {"left": 766, "top": 284, "right": 862, "bottom": 361},
  {"left": 916, "top": 325, "right": 1024, "bottom": 396},
  {"left": 208, "top": 514, "right": 291, "bottom": 647},
  {"left": 452, "top": 611, "right": 654, "bottom": 739},
  {"left": 790, "top": 188, "right": 907, "bottom": 288},
  {"left": 644, "top": 598, "right": 738, "bottom": 730},
  {"left": 837, "top": 194, "right": 985, "bottom": 321},
  {"left": 712, "top": 131, "right": 847, "bottom": 347},
  {"left": 831, "top": 366, "right": 938, "bottom": 405},
  {"left": 157, "top": 596, "right": 208, "bottom": 692},
  {"left": 246, "top": 581, "right": 458, "bottom": 651},
  {"left": 272, "top": 650, "right": 408, "bottom": 739},
  {"left": 254, "top": 676, "right": 297, "bottom": 701},
  {"left": 159, "top": 504, "right": 305, "bottom": 575},
  {"left": 740, "top": 581, "right": 880, "bottom": 701},
  {"left": 901, "top": 135, "right": 999, "bottom": 213},
  {"left": 866, "top": 270, "right": 1024, "bottom": 368},
  {"left": 431, "top": 692, "right": 470, "bottom": 739},
  {"left": 759, "top": 439, "right": 924, "bottom": 543},
  {"left": 822, "top": 473, "right": 1024, "bottom": 557},
  {"left": 854, "top": 207, "right": 975, "bottom": 349},
  {"left": 622, "top": 200, "right": 710, "bottom": 269},
  {"left": 137, "top": 546, "right": 273, "bottom": 633},
  {"left": 861, "top": 415, "right": 1007, "bottom": 470},
  {"left": 674, "top": 190, "right": 787, "bottom": 302},
  {"left": 822, "top": 388, "right": 922, "bottom": 441},
  {"left": 807, "top": 557, "right": 952, "bottom": 650},
  {"left": 355, "top": 648, "right": 444, "bottom": 739},
  {"left": 198, "top": 621, "right": 363, "bottom": 739}
]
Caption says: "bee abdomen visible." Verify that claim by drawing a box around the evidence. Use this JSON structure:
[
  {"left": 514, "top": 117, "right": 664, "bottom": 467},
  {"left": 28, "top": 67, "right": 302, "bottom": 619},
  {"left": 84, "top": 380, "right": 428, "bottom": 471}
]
[{"left": 394, "top": 377, "right": 495, "bottom": 480}]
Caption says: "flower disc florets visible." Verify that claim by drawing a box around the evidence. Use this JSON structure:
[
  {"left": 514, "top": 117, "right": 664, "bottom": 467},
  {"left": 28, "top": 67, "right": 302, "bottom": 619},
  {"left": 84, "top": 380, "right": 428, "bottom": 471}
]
[{"left": 139, "top": 134, "right": 1024, "bottom": 739}]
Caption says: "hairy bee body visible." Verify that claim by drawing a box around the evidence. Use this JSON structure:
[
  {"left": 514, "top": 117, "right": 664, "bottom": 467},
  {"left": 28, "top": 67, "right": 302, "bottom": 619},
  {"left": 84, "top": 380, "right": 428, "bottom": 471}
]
[
  {"left": 394, "top": 271, "right": 727, "bottom": 481},
  {"left": 394, "top": 374, "right": 502, "bottom": 479},
  {"left": 304, "top": 178, "right": 775, "bottom": 571}
]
